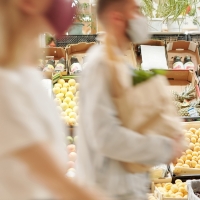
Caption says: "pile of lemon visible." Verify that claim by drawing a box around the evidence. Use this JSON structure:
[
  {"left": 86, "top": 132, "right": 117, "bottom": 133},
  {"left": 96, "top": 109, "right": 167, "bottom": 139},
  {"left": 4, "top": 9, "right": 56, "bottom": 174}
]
[
  {"left": 155, "top": 180, "right": 188, "bottom": 198},
  {"left": 175, "top": 128, "right": 200, "bottom": 169},
  {"left": 53, "top": 78, "right": 79, "bottom": 126}
]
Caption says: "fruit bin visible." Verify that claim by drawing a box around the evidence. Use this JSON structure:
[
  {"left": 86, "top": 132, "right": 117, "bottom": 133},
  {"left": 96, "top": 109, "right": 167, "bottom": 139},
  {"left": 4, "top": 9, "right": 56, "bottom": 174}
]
[
  {"left": 151, "top": 177, "right": 172, "bottom": 193},
  {"left": 52, "top": 72, "right": 80, "bottom": 132},
  {"left": 187, "top": 180, "right": 200, "bottom": 200},
  {"left": 152, "top": 177, "right": 173, "bottom": 185},
  {"left": 152, "top": 180, "right": 188, "bottom": 200},
  {"left": 170, "top": 174, "right": 200, "bottom": 185},
  {"left": 169, "top": 122, "right": 200, "bottom": 178}
]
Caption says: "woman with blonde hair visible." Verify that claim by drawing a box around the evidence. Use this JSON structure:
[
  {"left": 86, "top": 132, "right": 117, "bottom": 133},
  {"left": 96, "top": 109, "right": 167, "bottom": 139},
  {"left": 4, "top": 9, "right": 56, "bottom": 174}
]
[{"left": 0, "top": 0, "right": 104, "bottom": 199}]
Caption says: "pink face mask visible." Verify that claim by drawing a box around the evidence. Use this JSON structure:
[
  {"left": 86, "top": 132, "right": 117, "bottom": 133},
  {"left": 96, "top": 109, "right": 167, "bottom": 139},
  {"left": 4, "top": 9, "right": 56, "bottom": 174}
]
[{"left": 45, "top": 0, "right": 76, "bottom": 36}]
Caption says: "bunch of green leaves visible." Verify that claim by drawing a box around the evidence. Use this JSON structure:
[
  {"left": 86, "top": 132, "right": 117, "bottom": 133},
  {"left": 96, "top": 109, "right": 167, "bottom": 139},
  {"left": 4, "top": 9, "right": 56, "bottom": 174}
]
[
  {"left": 142, "top": 0, "right": 200, "bottom": 25},
  {"left": 157, "top": 0, "right": 200, "bottom": 22},
  {"left": 141, "top": 0, "right": 155, "bottom": 18},
  {"left": 132, "top": 69, "right": 166, "bottom": 85},
  {"left": 72, "top": 0, "right": 92, "bottom": 23},
  {"left": 45, "top": 33, "right": 55, "bottom": 45}
]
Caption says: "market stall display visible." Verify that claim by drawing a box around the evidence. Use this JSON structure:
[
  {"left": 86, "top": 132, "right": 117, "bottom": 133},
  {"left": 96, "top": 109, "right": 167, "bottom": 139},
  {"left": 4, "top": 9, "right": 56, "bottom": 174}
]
[{"left": 39, "top": 32, "right": 200, "bottom": 200}]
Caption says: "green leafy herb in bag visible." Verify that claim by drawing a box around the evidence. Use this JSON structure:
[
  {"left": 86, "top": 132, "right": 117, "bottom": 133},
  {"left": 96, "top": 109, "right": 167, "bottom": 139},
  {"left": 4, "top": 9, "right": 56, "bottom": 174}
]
[{"left": 132, "top": 69, "right": 166, "bottom": 85}]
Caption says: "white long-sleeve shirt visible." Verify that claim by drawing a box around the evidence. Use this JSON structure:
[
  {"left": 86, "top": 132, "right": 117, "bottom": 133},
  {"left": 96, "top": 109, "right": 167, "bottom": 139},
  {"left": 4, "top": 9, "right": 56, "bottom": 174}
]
[
  {"left": 76, "top": 44, "right": 174, "bottom": 200},
  {"left": 0, "top": 67, "right": 67, "bottom": 199}
]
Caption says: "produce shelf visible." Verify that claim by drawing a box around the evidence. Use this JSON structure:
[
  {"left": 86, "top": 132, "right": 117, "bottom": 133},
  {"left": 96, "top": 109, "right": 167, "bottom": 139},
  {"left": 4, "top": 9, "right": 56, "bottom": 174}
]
[
  {"left": 56, "top": 35, "right": 97, "bottom": 48},
  {"left": 188, "top": 32, "right": 200, "bottom": 43},
  {"left": 171, "top": 174, "right": 200, "bottom": 183},
  {"left": 56, "top": 33, "right": 189, "bottom": 48},
  {"left": 168, "top": 165, "right": 200, "bottom": 183},
  {"left": 150, "top": 32, "right": 188, "bottom": 45}
]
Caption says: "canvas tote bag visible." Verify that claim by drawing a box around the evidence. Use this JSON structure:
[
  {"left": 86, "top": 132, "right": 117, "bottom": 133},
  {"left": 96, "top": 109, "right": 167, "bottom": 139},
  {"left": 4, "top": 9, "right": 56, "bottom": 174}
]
[{"left": 105, "top": 37, "right": 185, "bottom": 173}]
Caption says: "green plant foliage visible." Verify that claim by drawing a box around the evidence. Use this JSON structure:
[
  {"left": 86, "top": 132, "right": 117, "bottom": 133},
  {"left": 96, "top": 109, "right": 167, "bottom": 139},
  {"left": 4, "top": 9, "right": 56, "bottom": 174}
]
[
  {"left": 141, "top": 0, "right": 155, "bottom": 18},
  {"left": 73, "top": 0, "right": 91, "bottom": 23},
  {"left": 142, "top": 0, "right": 200, "bottom": 24},
  {"left": 45, "top": 33, "right": 55, "bottom": 45},
  {"left": 159, "top": 0, "right": 189, "bottom": 22}
]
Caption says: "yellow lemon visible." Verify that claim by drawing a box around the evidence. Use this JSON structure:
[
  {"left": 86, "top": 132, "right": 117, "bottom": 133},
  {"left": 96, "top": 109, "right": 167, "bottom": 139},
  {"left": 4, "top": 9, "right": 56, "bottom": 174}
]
[
  {"left": 69, "top": 86, "right": 76, "bottom": 94},
  {"left": 69, "top": 101, "right": 76, "bottom": 109},
  {"left": 69, "top": 118, "right": 76, "bottom": 126},
  {"left": 53, "top": 87, "right": 61, "bottom": 94},
  {"left": 69, "top": 112, "right": 77, "bottom": 119},
  {"left": 54, "top": 83, "right": 62, "bottom": 88},
  {"left": 65, "top": 108, "right": 73, "bottom": 116},
  {"left": 63, "top": 97, "right": 71, "bottom": 104},
  {"left": 60, "top": 87, "right": 67, "bottom": 94},
  {"left": 68, "top": 79, "right": 76, "bottom": 86},
  {"left": 65, "top": 91, "right": 74, "bottom": 99},
  {"left": 60, "top": 103, "right": 69, "bottom": 111},
  {"left": 58, "top": 79, "right": 65, "bottom": 85},
  {"left": 63, "top": 82, "right": 70, "bottom": 88}
]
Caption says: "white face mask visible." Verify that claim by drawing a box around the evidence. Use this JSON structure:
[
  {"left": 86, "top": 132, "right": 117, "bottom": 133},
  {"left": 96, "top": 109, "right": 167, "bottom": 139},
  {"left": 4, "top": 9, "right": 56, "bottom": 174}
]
[{"left": 126, "top": 16, "right": 149, "bottom": 43}]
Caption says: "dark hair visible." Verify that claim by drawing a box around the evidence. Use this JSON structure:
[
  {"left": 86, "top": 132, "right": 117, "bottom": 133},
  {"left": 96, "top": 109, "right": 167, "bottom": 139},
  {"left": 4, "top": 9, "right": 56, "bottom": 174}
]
[{"left": 97, "top": 0, "right": 125, "bottom": 20}]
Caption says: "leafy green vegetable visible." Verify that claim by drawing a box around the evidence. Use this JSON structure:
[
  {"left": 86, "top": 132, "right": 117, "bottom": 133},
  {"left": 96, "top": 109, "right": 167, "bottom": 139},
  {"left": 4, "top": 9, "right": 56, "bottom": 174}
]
[{"left": 132, "top": 69, "right": 166, "bottom": 85}]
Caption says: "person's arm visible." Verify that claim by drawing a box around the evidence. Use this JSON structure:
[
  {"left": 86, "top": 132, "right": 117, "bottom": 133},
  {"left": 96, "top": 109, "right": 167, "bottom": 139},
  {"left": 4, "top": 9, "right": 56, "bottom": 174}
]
[
  {"left": 81, "top": 61, "right": 181, "bottom": 166},
  {"left": 0, "top": 73, "right": 106, "bottom": 200},
  {"left": 13, "top": 142, "right": 106, "bottom": 200}
]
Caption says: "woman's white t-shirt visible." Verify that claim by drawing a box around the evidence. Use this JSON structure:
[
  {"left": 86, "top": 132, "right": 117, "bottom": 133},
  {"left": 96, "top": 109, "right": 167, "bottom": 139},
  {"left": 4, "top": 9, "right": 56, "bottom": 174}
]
[{"left": 0, "top": 67, "right": 67, "bottom": 199}]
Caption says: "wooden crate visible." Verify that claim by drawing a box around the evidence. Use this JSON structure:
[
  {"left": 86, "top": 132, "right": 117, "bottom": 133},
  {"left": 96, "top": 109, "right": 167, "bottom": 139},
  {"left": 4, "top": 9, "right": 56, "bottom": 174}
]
[
  {"left": 154, "top": 186, "right": 187, "bottom": 200},
  {"left": 152, "top": 182, "right": 188, "bottom": 200}
]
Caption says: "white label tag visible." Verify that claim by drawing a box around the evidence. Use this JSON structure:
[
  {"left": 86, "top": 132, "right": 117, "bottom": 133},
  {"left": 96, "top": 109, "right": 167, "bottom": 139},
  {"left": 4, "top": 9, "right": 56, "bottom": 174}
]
[
  {"left": 167, "top": 43, "right": 173, "bottom": 51},
  {"left": 188, "top": 42, "right": 197, "bottom": 52},
  {"left": 188, "top": 107, "right": 199, "bottom": 117}
]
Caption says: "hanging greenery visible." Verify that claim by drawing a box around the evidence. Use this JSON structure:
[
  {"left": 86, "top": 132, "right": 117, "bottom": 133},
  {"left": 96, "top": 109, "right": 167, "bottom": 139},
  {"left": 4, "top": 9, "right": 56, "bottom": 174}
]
[
  {"left": 142, "top": 0, "right": 200, "bottom": 23},
  {"left": 141, "top": 0, "right": 156, "bottom": 18},
  {"left": 72, "top": 0, "right": 92, "bottom": 23}
]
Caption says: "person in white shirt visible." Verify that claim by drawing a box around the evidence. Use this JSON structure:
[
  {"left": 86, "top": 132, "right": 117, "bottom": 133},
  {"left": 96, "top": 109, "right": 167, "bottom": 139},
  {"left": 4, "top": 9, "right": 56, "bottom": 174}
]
[
  {"left": 76, "top": 0, "right": 183, "bottom": 200},
  {"left": 0, "top": 0, "right": 108, "bottom": 199}
]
